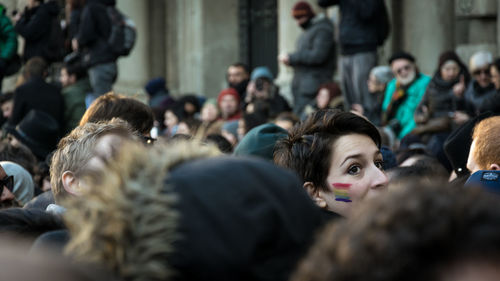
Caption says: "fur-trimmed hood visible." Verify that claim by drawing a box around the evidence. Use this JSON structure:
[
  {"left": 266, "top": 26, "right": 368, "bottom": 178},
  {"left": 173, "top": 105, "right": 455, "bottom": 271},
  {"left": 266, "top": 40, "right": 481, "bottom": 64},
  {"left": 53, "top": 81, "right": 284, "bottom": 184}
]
[
  {"left": 63, "top": 139, "right": 326, "bottom": 281},
  {"left": 63, "top": 141, "right": 221, "bottom": 281}
]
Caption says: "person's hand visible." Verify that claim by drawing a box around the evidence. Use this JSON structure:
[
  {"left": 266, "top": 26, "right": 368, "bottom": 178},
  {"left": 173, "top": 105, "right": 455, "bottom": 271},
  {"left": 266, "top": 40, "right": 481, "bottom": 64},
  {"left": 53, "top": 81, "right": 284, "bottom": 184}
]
[
  {"left": 452, "top": 111, "right": 470, "bottom": 125},
  {"left": 278, "top": 53, "right": 290, "bottom": 66},
  {"left": 71, "top": 38, "right": 79, "bottom": 51},
  {"left": 414, "top": 105, "right": 429, "bottom": 124},
  {"left": 12, "top": 12, "right": 21, "bottom": 23},
  {"left": 453, "top": 75, "right": 466, "bottom": 98},
  {"left": 245, "top": 81, "right": 256, "bottom": 103},
  {"left": 350, "top": 103, "right": 364, "bottom": 116}
]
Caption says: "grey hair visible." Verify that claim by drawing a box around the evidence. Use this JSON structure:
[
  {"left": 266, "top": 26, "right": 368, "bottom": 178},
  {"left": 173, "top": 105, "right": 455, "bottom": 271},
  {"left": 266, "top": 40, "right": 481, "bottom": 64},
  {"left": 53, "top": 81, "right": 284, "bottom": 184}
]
[{"left": 370, "top": 66, "right": 394, "bottom": 85}]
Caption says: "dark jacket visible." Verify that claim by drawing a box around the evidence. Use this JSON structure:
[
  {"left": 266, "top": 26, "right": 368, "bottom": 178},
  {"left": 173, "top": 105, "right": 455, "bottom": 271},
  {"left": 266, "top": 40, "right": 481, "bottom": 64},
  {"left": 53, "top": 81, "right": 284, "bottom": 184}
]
[
  {"left": 8, "top": 77, "right": 65, "bottom": 129},
  {"left": 77, "top": 0, "right": 116, "bottom": 67},
  {"left": 14, "top": 1, "right": 59, "bottom": 62},
  {"left": 463, "top": 81, "right": 496, "bottom": 115},
  {"left": 413, "top": 74, "right": 465, "bottom": 135},
  {"left": 289, "top": 15, "right": 335, "bottom": 97},
  {"left": 62, "top": 78, "right": 91, "bottom": 134},
  {"left": 320, "top": 0, "right": 388, "bottom": 54},
  {"left": 479, "top": 90, "right": 500, "bottom": 114},
  {"left": 422, "top": 74, "right": 463, "bottom": 118},
  {"left": 68, "top": 9, "right": 82, "bottom": 40}
]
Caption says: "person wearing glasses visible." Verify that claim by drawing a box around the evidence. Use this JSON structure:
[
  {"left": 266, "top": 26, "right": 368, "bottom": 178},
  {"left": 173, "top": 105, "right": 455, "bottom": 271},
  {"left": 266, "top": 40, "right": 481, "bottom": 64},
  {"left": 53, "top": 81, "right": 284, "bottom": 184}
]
[
  {"left": 463, "top": 51, "right": 495, "bottom": 115},
  {"left": 478, "top": 58, "right": 500, "bottom": 114},
  {"left": 381, "top": 51, "right": 431, "bottom": 139}
]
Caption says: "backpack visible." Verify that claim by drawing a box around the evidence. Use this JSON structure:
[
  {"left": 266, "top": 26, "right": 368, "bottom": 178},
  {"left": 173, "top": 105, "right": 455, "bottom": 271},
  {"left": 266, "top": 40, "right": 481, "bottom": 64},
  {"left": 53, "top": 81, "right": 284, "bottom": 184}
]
[{"left": 106, "top": 7, "right": 136, "bottom": 57}]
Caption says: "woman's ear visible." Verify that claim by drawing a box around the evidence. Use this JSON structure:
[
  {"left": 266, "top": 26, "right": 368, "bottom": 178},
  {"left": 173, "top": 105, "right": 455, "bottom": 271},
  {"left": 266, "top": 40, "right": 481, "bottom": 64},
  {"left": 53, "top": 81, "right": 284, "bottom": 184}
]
[{"left": 303, "top": 182, "right": 327, "bottom": 209}]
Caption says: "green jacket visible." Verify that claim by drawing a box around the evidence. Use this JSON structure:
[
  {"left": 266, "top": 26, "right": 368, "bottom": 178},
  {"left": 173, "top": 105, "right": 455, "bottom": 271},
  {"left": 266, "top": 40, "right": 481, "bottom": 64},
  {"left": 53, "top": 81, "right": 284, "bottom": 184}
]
[
  {"left": 382, "top": 73, "right": 431, "bottom": 139},
  {"left": 62, "top": 78, "right": 91, "bottom": 134},
  {"left": 0, "top": 10, "right": 17, "bottom": 60}
]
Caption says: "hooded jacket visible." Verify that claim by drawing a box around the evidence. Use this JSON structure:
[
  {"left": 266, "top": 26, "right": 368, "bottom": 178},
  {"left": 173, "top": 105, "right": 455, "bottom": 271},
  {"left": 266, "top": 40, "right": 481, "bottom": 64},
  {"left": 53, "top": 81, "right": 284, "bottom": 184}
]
[
  {"left": 166, "top": 157, "right": 326, "bottom": 281},
  {"left": 1, "top": 161, "right": 34, "bottom": 206},
  {"left": 77, "top": 0, "right": 117, "bottom": 67},
  {"left": 63, "top": 141, "right": 326, "bottom": 281},
  {"left": 0, "top": 5, "right": 17, "bottom": 61},
  {"left": 14, "top": 1, "right": 59, "bottom": 62}
]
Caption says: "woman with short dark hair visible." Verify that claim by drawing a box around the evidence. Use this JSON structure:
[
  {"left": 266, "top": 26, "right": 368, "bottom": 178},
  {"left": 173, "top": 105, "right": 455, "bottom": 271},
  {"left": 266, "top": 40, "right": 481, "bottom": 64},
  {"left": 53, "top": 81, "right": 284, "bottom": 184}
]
[{"left": 274, "top": 109, "right": 388, "bottom": 217}]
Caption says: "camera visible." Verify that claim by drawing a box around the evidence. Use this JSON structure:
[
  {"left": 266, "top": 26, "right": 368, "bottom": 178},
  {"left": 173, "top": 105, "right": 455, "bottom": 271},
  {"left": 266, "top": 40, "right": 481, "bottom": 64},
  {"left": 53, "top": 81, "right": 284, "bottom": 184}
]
[{"left": 255, "top": 78, "right": 265, "bottom": 91}]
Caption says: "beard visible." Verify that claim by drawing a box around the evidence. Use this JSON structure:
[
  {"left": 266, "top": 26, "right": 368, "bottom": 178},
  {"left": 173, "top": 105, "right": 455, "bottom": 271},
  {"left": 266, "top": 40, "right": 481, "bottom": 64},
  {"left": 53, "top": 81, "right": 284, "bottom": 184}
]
[
  {"left": 399, "top": 70, "right": 417, "bottom": 86},
  {"left": 229, "top": 79, "right": 249, "bottom": 97}
]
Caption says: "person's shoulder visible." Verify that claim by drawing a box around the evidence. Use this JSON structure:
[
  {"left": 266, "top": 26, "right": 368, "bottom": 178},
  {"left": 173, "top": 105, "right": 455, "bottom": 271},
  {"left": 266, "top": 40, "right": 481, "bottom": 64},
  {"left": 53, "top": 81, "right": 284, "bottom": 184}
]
[
  {"left": 313, "top": 16, "right": 334, "bottom": 30},
  {"left": 415, "top": 73, "right": 431, "bottom": 86}
]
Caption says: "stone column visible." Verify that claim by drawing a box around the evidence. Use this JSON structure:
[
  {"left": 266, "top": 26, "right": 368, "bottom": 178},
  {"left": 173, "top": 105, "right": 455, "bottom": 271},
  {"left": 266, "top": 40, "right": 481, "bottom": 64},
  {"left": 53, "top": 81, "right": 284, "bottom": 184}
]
[
  {"left": 401, "top": 0, "right": 455, "bottom": 75},
  {"left": 455, "top": 0, "right": 497, "bottom": 67},
  {"left": 165, "top": 0, "right": 239, "bottom": 98},
  {"left": 114, "top": 0, "right": 150, "bottom": 98}
]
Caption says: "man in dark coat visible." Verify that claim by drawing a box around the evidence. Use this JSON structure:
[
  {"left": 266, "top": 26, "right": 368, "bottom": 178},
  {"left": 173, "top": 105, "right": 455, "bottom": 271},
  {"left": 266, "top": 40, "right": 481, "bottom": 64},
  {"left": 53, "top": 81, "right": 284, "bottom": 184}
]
[
  {"left": 8, "top": 57, "right": 64, "bottom": 132},
  {"left": 318, "top": 0, "right": 389, "bottom": 114},
  {"left": 279, "top": 1, "right": 335, "bottom": 116},
  {"left": 73, "top": 0, "right": 118, "bottom": 103},
  {"left": 14, "top": 0, "right": 60, "bottom": 63}
]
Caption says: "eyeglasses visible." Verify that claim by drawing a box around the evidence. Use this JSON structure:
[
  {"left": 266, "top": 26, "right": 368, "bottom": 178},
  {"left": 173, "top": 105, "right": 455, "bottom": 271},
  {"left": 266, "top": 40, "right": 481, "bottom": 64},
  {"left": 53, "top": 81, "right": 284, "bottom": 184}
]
[
  {"left": 473, "top": 69, "right": 490, "bottom": 76},
  {"left": 394, "top": 65, "right": 412, "bottom": 75},
  {"left": 0, "top": 175, "right": 14, "bottom": 194}
]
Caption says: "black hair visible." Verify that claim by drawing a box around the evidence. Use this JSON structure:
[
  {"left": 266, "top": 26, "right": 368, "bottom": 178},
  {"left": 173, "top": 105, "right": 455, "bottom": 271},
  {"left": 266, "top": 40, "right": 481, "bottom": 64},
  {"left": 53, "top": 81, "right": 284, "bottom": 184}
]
[{"left": 205, "top": 134, "right": 233, "bottom": 153}]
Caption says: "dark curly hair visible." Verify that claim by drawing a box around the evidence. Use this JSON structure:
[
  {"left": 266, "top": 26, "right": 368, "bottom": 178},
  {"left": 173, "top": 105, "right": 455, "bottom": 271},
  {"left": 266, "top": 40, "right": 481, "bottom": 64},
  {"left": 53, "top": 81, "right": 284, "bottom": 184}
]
[
  {"left": 291, "top": 184, "right": 500, "bottom": 281},
  {"left": 273, "top": 109, "right": 381, "bottom": 192}
]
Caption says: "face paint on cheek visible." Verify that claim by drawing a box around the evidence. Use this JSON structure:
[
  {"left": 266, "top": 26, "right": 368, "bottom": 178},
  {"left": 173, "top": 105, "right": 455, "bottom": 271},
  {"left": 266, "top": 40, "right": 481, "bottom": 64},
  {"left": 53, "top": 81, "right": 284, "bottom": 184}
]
[{"left": 332, "top": 183, "right": 352, "bottom": 202}]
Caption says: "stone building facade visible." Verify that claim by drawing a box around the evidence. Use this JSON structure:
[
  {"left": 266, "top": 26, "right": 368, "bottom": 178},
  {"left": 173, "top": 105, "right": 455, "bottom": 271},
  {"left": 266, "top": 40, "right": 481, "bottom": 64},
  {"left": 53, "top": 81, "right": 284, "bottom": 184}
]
[{"left": 4, "top": 0, "right": 500, "bottom": 103}]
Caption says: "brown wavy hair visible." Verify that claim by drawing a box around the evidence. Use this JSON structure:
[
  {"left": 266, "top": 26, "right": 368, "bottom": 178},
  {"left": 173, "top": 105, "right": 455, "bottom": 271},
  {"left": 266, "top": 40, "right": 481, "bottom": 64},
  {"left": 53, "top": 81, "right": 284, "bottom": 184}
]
[{"left": 291, "top": 183, "right": 500, "bottom": 281}]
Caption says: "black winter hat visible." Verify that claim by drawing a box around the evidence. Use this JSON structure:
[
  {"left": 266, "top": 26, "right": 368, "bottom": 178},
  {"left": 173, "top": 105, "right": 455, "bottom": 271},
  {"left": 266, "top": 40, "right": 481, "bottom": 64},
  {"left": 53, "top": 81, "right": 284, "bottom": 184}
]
[
  {"left": 388, "top": 51, "right": 416, "bottom": 65},
  {"left": 7, "top": 110, "right": 60, "bottom": 161},
  {"left": 444, "top": 112, "right": 494, "bottom": 177}
]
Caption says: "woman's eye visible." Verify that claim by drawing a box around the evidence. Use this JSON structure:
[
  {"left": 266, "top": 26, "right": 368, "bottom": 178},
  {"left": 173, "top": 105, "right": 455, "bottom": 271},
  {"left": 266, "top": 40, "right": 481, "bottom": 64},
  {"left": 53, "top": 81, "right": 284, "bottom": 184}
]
[
  {"left": 348, "top": 165, "right": 361, "bottom": 175},
  {"left": 375, "top": 160, "right": 384, "bottom": 170}
]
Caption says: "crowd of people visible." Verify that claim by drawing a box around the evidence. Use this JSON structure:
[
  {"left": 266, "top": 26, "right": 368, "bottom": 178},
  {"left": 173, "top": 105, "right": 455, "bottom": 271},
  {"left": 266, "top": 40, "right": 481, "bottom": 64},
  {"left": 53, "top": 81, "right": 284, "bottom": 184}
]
[{"left": 0, "top": 0, "right": 500, "bottom": 280}]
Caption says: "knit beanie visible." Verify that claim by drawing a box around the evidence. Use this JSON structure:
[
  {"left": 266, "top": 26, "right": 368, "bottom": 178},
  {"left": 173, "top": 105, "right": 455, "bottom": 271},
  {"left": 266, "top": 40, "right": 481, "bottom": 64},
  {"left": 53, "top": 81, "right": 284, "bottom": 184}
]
[
  {"left": 469, "top": 51, "right": 493, "bottom": 73},
  {"left": 438, "top": 51, "right": 463, "bottom": 71},
  {"left": 234, "top": 123, "right": 288, "bottom": 160},
  {"left": 251, "top": 66, "right": 274, "bottom": 81},
  {"left": 217, "top": 88, "right": 240, "bottom": 106},
  {"left": 388, "top": 51, "right": 416, "bottom": 65},
  {"left": 0, "top": 161, "right": 34, "bottom": 206},
  {"left": 370, "top": 66, "right": 394, "bottom": 85},
  {"left": 292, "top": 1, "right": 314, "bottom": 19},
  {"left": 145, "top": 77, "right": 167, "bottom": 96}
]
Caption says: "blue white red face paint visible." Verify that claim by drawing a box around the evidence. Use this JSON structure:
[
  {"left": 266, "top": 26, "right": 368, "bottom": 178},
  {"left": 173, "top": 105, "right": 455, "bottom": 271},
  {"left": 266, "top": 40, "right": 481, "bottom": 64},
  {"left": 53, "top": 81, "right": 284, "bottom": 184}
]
[{"left": 332, "top": 183, "right": 352, "bottom": 202}]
